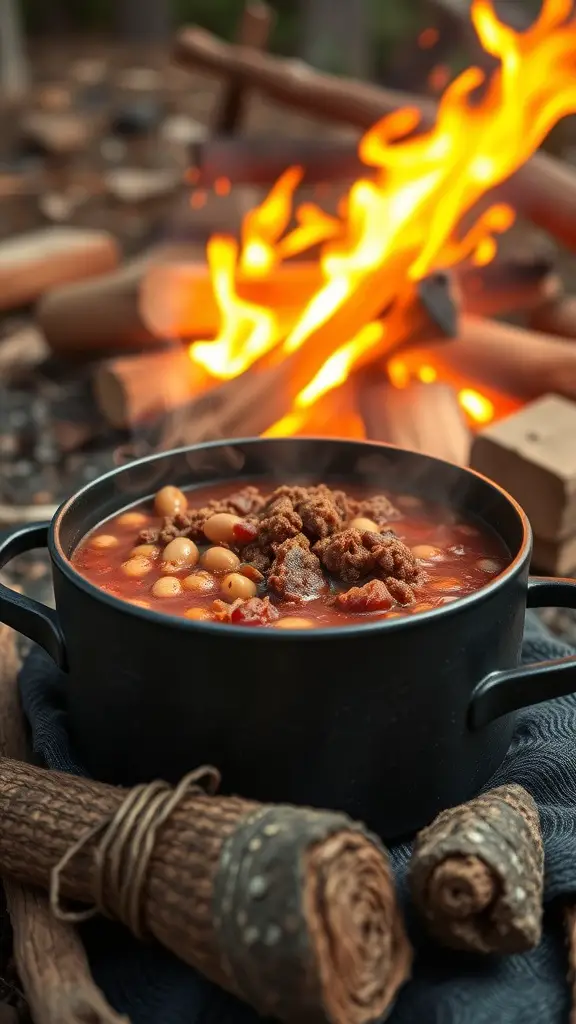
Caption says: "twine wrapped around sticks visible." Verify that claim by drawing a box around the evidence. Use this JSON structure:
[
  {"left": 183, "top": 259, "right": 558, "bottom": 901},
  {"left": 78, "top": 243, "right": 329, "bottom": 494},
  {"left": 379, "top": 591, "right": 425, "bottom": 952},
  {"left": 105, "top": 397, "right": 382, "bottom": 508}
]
[
  {"left": 0, "top": 756, "right": 412, "bottom": 1024},
  {"left": 51, "top": 765, "right": 220, "bottom": 938},
  {"left": 409, "top": 784, "right": 544, "bottom": 954}
]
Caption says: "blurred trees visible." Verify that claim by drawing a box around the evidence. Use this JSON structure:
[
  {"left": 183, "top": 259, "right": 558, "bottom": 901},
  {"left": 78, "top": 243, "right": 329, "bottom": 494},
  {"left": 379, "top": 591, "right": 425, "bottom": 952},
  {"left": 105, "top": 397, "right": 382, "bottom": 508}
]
[
  {"left": 299, "top": 0, "right": 371, "bottom": 77},
  {"left": 0, "top": 0, "right": 29, "bottom": 96}
]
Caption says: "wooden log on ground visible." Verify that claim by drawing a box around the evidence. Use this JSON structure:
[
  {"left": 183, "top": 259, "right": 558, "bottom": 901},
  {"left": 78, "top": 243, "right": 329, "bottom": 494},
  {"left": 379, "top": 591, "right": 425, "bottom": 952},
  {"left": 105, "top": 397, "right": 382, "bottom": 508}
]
[
  {"left": 214, "top": 1, "right": 275, "bottom": 135},
  {"left": 93, "top": 347, "right": 210, "bottom": 428},
  {"left": 0, "top": 624, "right": 125, "bottom": 1024},
  {"left": 358, "top": 375, "right": 471, "bottom": 465},
  {"left": 0, "top": 754, "right": 412, "bottom": 1024},
  {"left": 37, "top": 246, "right": 204, "bottom": 358},
  {"left": 424, "top": 316, "right": 576, "bottom": 406},
  {"left": 529, "top": 296, "right": 576, "bottom": 339},
  {"left": 173, "top": 27, "right": 576, "bottom": 251},
  {"left": 40, "top": 254, "right": 321, "bottom": 357},
  {"left": 0, "top": 228, "right": 119, "bottom": 312},
  {"left": 470, "top": 394, "right": 576, "bottom": 543},
  {"left": 458, "top": 257, "right": 561, "bottom": 320}
]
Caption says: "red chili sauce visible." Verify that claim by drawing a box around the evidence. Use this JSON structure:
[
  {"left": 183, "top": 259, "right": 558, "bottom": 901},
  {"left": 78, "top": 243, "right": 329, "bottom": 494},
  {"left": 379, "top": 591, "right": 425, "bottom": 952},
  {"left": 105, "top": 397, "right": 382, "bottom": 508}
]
[{"left": 71, "top": 480, "right": 510, "bottom": 628}]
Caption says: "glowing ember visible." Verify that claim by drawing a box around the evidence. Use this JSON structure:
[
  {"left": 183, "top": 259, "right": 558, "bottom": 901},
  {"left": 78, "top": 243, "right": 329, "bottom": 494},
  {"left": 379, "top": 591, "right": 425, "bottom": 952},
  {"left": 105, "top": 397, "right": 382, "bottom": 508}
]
[{"left": 184, "top": 0, "right": 576, "bottom": 438}]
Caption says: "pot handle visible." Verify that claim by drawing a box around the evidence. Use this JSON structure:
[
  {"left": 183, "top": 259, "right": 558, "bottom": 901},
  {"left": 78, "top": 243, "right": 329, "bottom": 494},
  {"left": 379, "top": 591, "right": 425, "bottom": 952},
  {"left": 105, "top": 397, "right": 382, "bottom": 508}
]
[
  {"left": 469, "top": 576, "right": 576, "bottom": 729},
  {"left": 0, "top": 523, "right": 66, "bottom": 669}
]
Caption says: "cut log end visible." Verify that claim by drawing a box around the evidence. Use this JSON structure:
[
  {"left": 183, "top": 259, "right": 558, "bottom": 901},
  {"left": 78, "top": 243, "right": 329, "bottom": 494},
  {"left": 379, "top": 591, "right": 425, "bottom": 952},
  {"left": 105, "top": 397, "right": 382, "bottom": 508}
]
[
  {"left": 410, "top": 784, "right": 544, "bottom": 955},
  {"left": 304, "top": 830, "right": 412, "bottom": 1024}
]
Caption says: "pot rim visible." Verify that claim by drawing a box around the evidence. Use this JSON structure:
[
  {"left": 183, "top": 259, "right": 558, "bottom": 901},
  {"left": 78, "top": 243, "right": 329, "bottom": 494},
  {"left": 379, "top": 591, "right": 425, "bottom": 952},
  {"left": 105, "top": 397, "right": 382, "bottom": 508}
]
[{"left": 49, "top": 436, "right": 532, "bottom": 639}]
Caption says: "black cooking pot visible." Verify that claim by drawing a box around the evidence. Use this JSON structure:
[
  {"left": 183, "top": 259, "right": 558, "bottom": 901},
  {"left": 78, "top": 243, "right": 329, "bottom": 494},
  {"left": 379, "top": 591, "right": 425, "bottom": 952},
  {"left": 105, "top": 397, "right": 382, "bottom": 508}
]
[{"left": 1, "top": 437, "right": 576, "bottom": 840}]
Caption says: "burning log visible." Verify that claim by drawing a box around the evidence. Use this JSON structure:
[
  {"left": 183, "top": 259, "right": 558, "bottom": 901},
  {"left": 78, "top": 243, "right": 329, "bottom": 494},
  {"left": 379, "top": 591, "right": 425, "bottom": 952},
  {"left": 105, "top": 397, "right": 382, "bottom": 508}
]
[
  {"left": 174, "top": 27, "right": 436, "bottom": 131},
  {"left": 39, "top": 253, "right": 322, "bottom": 358},
  {"left": 140, "top": 259, "right": 322, "bottom": 341},
  {"left": 173, "top": 27, "right": 576, "bottom": 251},
  {"left": 193, "top": 136, "right": 364, "bottom": 187},
  {"left": 214, "top": 1, "right": 275, "bottom": 135},
  {"left": 529, "top": 296, "right": 576, "bottom": 339},
  {"left": 459, "top": 256, "right": 561, "bottom": 320},
  {"left": 358, "top": 376, "right": 471, "bottom": 465},
  {"left": 95, "top": 272, "right": 459, "bottom": 432},
  {"left": 420, "top": 316, "right": 576, "bottom": 405},
  {"left": 94, "top": 348, "right": 210, "bottom": 428},
  {"left": 159, "top": 284, "right": 458, "bottom": 443}
]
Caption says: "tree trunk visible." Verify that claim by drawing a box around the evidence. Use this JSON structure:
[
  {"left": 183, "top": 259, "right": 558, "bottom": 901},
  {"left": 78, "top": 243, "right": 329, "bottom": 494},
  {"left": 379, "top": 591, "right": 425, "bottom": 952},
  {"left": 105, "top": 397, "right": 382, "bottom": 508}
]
[
  {"left": 0, "top": 0, "right": 29, "bottom": 98},
  {"left": 115, "top": 0, "right": 172, "bottom": 43},
  {"left": 300, "top": 0, "right": 371, "bottom": 78}
]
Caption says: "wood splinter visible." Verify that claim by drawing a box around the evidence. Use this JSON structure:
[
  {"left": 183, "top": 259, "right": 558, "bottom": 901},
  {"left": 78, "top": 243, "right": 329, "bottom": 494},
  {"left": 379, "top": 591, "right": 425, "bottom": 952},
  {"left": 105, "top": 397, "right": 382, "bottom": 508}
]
[
  {"left": 0, "top": 624, "right": 126, "bottom": 1024},
  {"left": 409, "top": 784, "right": 544, "bottom": 955}
]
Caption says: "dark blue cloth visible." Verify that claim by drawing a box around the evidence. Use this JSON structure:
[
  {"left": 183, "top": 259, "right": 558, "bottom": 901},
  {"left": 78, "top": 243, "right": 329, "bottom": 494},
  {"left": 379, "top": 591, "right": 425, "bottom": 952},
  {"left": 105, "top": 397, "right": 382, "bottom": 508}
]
[{"left": 17, "top": 613, "right": 576, "bottom": 1024}]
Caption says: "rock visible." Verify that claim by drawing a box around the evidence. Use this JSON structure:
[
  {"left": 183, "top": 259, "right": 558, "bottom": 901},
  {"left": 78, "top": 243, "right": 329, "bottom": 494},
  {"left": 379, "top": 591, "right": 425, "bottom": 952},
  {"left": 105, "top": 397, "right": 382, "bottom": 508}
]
[
  {"left": 110, "top": 99, "right": 163, "bottom": 138},
  {"left": 161, "top": 114, "right": 207, "bottom": 146},
  {"left": 21, "top": 111, "right": 94, "bottom": 156},
  {"left": 116, "top": 66, "right": 162, "bottom": 92},
  {"left": 105, "top": 167, "right": 180, "bottom": 204}
]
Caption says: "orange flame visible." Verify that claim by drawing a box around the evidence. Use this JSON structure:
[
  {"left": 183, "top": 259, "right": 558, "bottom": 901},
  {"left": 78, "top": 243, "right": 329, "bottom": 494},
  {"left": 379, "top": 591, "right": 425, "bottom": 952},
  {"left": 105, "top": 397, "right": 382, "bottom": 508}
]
[{"left": 187, "top": 0, "right": 576, "bottom": 431}]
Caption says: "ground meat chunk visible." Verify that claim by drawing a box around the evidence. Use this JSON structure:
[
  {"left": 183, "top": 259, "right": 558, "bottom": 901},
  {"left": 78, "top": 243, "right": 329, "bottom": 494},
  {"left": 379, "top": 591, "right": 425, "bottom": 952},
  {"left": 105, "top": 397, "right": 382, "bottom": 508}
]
[
  {"left": 230, "top": 596, "right": 279, "bottom": 625},
  {"left": 349, "top": 494, "right": 401, "bottom": 525},
  {"left": 263, "top": 485, "right": 311, "bottom": 510},
  {"left": 384, "top": 577, "right": 417, "bottom": 605},
  {"left": 138, "top": 525, "right": 160, "bottom": 544},
  {"left": 298, "top": 496, "right": 343, "bottom": 540},
  {"left": 139, "top": 510, "right": 209, "bottom": 546},
  {"left": 362, "top": 531, "right": 419, "bottom": 582},
  {"left": 263, "top": 484, "right": 349, "bottom": 518},
  {"left": 258, "top": 497, "right": 303, "bottom": 550},
  {"left": 269, "top": 535, "right": 326, "bottom": 603},
  {"left": 221, "top": 486, "right": 265, "bottom": 516},
  {"left": 314, "top": 528, "right": 374, "bottom": 583},
  {"left": 241, "top": 544, "right": 271, "bottom": 574},
  {"left": 335, "top": 579, "right": 395, "bottom": 612}
]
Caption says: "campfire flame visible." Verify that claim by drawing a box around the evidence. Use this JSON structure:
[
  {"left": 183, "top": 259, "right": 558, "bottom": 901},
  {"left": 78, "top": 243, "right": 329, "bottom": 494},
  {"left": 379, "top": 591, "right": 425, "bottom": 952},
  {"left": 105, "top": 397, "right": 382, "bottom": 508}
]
[{"left": 186, "top": 0, "right": 576, "bottom": 435}]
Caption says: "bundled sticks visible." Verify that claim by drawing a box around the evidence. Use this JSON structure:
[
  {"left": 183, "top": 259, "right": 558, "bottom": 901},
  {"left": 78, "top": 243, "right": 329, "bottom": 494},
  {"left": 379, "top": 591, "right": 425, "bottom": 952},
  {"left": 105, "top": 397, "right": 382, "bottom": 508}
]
[
  {"left": 409, "top": 784, "right": 544, "bottom": 954},
  {"left": 0, "top": 757, "right": 412, "bottom": 1024}
]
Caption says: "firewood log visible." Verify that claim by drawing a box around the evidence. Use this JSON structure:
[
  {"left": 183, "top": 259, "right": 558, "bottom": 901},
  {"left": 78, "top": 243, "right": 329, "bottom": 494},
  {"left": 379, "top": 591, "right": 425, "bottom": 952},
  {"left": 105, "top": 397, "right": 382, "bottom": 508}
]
[
  {"left": 423, "top": 316, "right": 576, "bottom": 403},
  {"left": 529, "top": 295, "right": 576, "bottom": 339},
  {"left": 358, "top": 376, "right": 471, "bottom": 465},
  {"left": 173, "top": 27, "right": 576, "bottom": 251},
  {"left": 0, "top": 228, "right": 119, "bottom": 312},
  {"left": 0, "top": 755, "right": 412, "bottom": 1024},
  {"left": 214, "top": 1, "right": 275, "bottom": 135}
]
